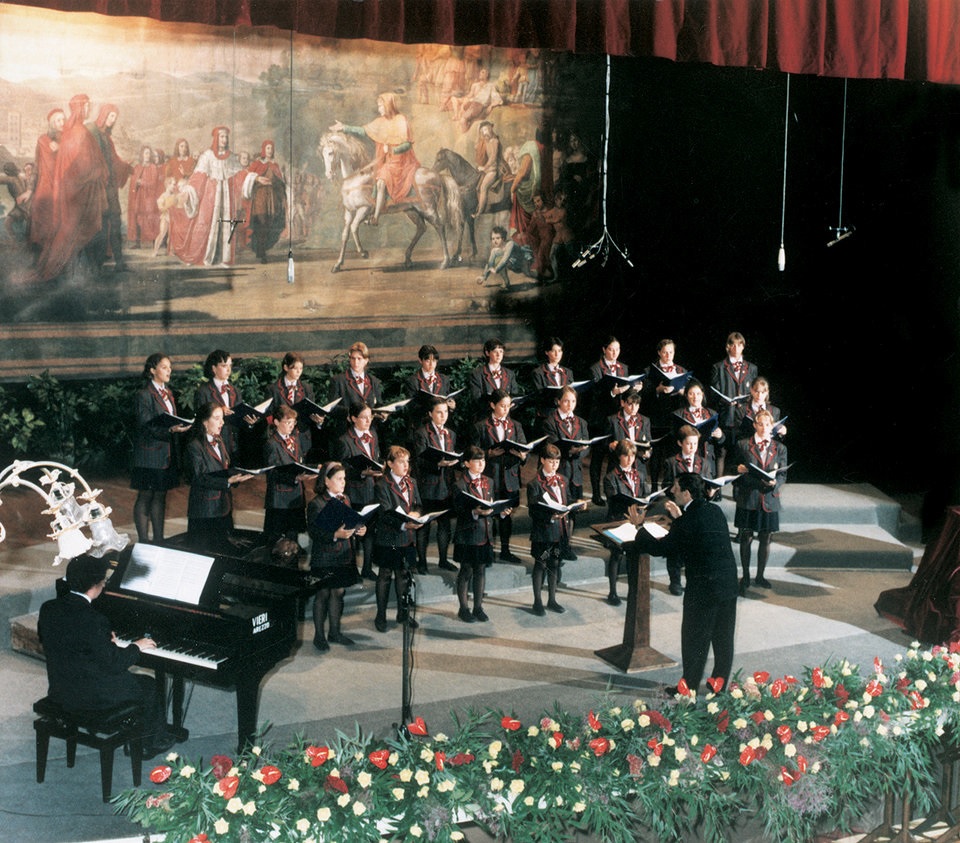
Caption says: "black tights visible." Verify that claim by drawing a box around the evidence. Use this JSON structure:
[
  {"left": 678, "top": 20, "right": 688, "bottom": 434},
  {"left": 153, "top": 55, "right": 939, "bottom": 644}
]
[
  {"left": 416, "top": 513, "right": 451, "bottom": 565},
  {"left": 133, "top": 490, "right": 167, "bottom": 544},
  {"left": 313, "top": 588, "right": 344, "bottom": 641},
  {"left": 738, "top": 529, "right": 772, "bottom": 580},
  {"left": 457, "top": 563, "right": 486, "bottom": 612},
  {"left": 375, "top": 567, "right": 412, "bottom": 621},
  {"left": 532, "top": 559, "right": 559, "bottom": 608}
]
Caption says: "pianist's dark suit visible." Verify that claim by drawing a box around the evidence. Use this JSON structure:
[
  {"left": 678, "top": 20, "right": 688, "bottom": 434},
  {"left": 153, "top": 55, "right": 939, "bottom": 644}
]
[{"left": 38, "top": 591, "right": 146, "bottom": 711}]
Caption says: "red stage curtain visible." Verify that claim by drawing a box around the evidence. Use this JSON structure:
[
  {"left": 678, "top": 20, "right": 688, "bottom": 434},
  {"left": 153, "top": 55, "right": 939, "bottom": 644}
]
[{"left": 10, "top": 0, "right": 960, "bottom": 84}]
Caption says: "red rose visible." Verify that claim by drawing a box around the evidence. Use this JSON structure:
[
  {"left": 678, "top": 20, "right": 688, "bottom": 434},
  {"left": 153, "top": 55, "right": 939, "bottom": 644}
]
[
  {"left": 210, "top": 754, "right": 233, "bottom": 780},
  {"left": 434, "top": 751, "right": 446, "bottom": 772},
  {"left": 648, "top": 710, "right": 672, "bottom": 731},
  {"left": 324, "top": 774, "right": 348, "bottom": 794},
  {"left": 589, "top": 737, "right": 610, "bottom": 757},
  {"left": 305, "top": 745, "right": 330, "bottom": 767},
  {"left": 771, "top": 678, "right": 787, "bottom": 698},
  {"left": 706, "top": 676, "right": 724, "bottom": 693},
  {"left": 753, "top": 670, "right": 770, "bottom": 685},
  {"left": 700, "top": 744, "right": 717, "bottom": 762},
  {"left": 149, "top": 765, "right": 172, "bottom": 784},
  {"left": 776, "top": 725, "right": 792, "bottom": 744},
  {"left": 797, "top": 755, "right": 808, "bottom": 773},
  {"left": 587, "top": 710, "right": 602, "bottom": 731},
  {"left": 812, "top": 667, "right": 825, "bottom": 688},
  {"left": 739, "top": 747, "right": 756, "bottom": 766},
  {"left": 750, "top": 711, "right": 765, "bottom": 725},
  {"left": 716, "top": 710, "right": 730, "bottom": 733},
  {"left": 874, "top": 656, "right": 884, "bottom": 673},
  {"left": 780, "top": 766, "right": 797, "bottom": 786},
  {"left": 865, "top": 680, "right": 883, "bottom": 698},
  {"left": 217, "top": 775, "right": 239, "bottom": 799},
  {"left": 407, "top": 716, "right": 428, "bottom": 736},
  {"left": 259, "top": 764, "right": 282, "bottom": 785},
  {"left": 908, "top": 690, "right": 925, "bottom": 710},
  {"left": 450, "top": 752, "right": 475, "bottom": 766},
  {"left": 676, "top": 678, "right": 691, "bottom": 696},
  {"left": 501, "top": 715, "right": 521, "bottom": 731},
  {"left": 835, "top": 683, "right": 850, "bottom": 704},
  {"left": 188, "top": 834, "right": 210, "bottom": 843},
  {"left": 951, "top": 641, "right": 960, "bottom": 654},
  {"left": 368, "top": 749, "right": 389, "bottom": 769},
  {"left": 833, "top": 711, "right": 850, "bottom": 727},
  {"left": 811, "top": 725, "right": 830, "bottom": 742},
  {"left": 551, "top": 731, "right": 563, "bottom": 748}
]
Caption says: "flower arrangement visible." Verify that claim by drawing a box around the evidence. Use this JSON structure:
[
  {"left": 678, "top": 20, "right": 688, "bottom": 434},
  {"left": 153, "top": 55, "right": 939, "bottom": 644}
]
[{"left": 114, "top": 644, "right": 960, "bottom": 843}]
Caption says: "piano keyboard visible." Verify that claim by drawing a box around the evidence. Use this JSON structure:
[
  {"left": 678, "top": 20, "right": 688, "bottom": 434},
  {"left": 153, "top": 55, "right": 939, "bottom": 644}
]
[{"left": 116, "top": 637, "right": 229, "bottom": 670}]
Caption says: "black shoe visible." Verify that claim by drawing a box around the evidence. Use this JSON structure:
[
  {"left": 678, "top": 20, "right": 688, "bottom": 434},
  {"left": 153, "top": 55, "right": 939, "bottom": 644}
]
[
  {"left": 738, "top": 578, "right": 749, "bottom": 597},
  {"left": 328, "top": 632, "right": 355, "bottom": 646},
  {"left": 755, "top": 576, "right": 772, "bottom": 589},
  {"left": 398, "top": 614, "right": 419, "bottom": 629},
  {"left": 592, "top": 495, "right": 605, "bottom": 506},
  {"left": 313, "top": 636, "right": 330, "bottom": 652},
  {"left": 458, "top": 607, "right": 476, "bottom": 623},
  {"left": 142, "top": 732, "right": 177, "bottom": 760},
  {"left": 606, "top": 594, "right": 622, "bottom": 607},
  {"left": 668, "top": 582, "right": 684, "bottom": 596},
  {"left": 499, "top": 551, "right": 523, "bottom": 564},
  {"left": 547, "top": 600, "right": 565, "bottom": 614},
  {"left": 374, "top": 616, "right": 388, "bottom": 633},
  {"left": 662, "top": 685, "right": 679, "bottom": 699},
  {"left": 416, "top": 564, "right": 428, "bottom": 575},
  {"left": 532, "top": 602, "right": 546, "bottom": 616},
  {"left": 473, "top": 607, "right": 489, "bottom": 622},
  {"left": 560, "top": 546, "right": 578, "bottom": 561},
  {"left": 438, "top": 560, "right": 457, "bottom": 571},
  {"left": 361, "top": 569, "right": 377, "bottom": 582}
]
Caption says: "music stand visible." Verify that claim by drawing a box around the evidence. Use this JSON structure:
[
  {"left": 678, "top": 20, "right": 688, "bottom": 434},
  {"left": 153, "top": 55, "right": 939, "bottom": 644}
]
[{"left": 592, "top": 524, "right": 675, "bottom": 673}]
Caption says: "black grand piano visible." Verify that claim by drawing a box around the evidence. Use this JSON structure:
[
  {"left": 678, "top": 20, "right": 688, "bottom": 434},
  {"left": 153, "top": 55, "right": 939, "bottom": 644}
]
[{"left": 96, "top": 538, "right": 307, "bottom": 751}]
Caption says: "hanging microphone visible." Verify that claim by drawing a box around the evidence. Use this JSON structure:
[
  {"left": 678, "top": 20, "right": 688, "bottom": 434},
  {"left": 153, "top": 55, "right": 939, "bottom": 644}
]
[{"left": 827, "top": 226, "right": 855, "bottom": 248}]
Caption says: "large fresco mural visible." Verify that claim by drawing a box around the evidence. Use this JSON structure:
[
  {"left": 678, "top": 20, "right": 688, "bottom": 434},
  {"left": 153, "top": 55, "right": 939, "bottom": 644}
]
[{"left": 0, "top": 5, "right": 602, "bottom": 378}]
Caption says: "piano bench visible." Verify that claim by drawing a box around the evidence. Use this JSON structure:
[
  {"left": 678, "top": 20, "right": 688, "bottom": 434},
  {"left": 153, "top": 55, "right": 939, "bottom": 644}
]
[{"left": 33, "top": 696, "right": 144, "bottom": 802}]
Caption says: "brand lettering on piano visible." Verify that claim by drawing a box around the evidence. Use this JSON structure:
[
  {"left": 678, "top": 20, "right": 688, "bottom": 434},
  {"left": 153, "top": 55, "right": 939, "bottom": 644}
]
[{"left": 252, "top": 612, "right": 271, "bottom": 634}]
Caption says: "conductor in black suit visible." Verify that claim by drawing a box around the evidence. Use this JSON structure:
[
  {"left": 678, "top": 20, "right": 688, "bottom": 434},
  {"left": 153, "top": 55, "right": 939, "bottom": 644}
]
[
  {"left": 629, "top": 473, "right": 739, "bottom": 694},
  {"left": 37, "top": 554, "right": 173, "bottom": 757}
]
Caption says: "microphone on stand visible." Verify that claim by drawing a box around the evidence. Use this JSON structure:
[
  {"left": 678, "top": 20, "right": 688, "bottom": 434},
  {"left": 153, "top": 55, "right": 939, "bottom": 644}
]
[{"left": 220, "top": 217, "right": 246, "bottom": 244}]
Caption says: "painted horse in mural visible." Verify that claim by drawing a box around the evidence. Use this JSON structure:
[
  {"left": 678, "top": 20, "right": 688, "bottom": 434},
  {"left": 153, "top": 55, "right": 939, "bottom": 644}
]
[
  {"left": 318, "top": 131, "right": 463, "bottom": 273},
  {"left": 433, "top": 147, "right": 513, "bottom": 260}
]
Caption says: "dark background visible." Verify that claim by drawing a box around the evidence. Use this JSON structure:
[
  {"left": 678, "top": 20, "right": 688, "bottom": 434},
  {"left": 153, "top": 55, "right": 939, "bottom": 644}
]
[{"left": 506, "top": 55, "right": 960, "bottom": 526}]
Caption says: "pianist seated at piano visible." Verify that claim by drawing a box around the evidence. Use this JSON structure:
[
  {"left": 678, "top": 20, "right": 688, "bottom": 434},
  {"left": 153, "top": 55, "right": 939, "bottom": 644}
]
[
  {"left": 186, "top": 402, "right": 255, "bottom": 553},
  {"left": 307, "top": 462, "right": 363, "bottom": 652},
  {"left": 37, "top": 554, "right": 175, "bottom": 758}
]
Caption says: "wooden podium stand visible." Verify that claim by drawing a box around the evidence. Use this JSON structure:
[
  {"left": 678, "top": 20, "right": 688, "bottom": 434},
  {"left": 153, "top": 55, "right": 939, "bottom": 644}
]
[{"left": 593, "top": 527, "right": 676, "bottom": 673}]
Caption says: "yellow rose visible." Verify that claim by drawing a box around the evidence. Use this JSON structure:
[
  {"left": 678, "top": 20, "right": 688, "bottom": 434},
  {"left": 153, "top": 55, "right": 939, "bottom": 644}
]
[
  {"left": 399, "top": 768, "right": 413, "bottom": 782},
  {"left": 179, "top": 765, "right": 196, "bottom": 778},
  {"left": 410, "top": 825, "right": 422, "bottom": 838},
  {"left": 357, "top": 771, "right": 372, "bottom": 788},
  {"left": 226, "top": 797, "right": 243, "bottom": 814},
  {"left": 353, "top": 801, "right": 366, "bottom": 816},
  {"left": 510, "top": 779, "right": 525, "bottom": 794},
  {"left": 414, "top": 769, "right": 430, "bottom": 786},
  {"left": 490, "top": 777, "right": 504, "bottom": 792},
  {"left": 489, "top": 740, "right": 502, "bottom": 758},
  {"left": 214, "top": 818, "right": 229, "bottom": 835},
  {"left": 242, "top": 800, "right": 256, "bottom": 816},
  {"left": 296, "top": 818, "right": 310, "bottom": 833},
  {"left": 337, "top": 793, "right": 351, "bottom": 807},
  {"left": 316, "top": 807, "right": 331, "bottom": 822},
  {"left": 392, "top": 787, "right": 405, "bottom": 800}
]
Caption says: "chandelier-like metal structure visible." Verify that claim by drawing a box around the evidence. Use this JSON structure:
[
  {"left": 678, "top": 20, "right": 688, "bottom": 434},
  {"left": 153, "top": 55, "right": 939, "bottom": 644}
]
[{"left": 0, "top": 460, "right": 129, "bottom": 565}]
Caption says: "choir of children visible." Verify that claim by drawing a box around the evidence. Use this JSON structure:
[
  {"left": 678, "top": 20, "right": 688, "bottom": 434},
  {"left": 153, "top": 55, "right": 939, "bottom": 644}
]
[{"left": 131, "top": 332, "right": 787, "bottom": 645}]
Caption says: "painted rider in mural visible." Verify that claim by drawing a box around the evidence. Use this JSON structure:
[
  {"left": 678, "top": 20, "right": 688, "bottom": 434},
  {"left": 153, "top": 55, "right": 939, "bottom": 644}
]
[
  {"left": 474, "top": 120, "right": 508, "bottom": 219},
  {"left": 330, "top": 92, "right": 419, "bottom": 226},
  {"left": 173, "top": 126, "right": 242, "bottom": 267}
]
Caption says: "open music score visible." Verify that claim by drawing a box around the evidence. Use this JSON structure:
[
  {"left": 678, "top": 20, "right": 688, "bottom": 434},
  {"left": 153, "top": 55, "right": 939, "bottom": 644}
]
[{"left": 116, "top": 543, "right": 215, "bottom": 605}]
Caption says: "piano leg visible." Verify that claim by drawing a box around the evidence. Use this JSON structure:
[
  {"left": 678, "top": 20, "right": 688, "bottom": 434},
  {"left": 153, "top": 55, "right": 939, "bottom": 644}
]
[
  {"left": 235, "top": 668, "right": 266, "bottom": 753},
  {"left": 156, "top": 669, "right": 189, "bottom": 742}
]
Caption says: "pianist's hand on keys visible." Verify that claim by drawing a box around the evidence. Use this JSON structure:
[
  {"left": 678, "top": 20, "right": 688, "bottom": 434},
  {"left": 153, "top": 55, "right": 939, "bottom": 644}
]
[{"left": 113, "top": 631, "right": 157, "bottom": 650}]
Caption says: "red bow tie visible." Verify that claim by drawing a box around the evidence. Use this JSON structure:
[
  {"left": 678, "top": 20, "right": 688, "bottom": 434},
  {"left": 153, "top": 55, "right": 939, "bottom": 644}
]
[
  {"left": 361, "top": 433, "right": 372, "bottom": 444},
  {"left": 219, "top": 383, "right": 230, "bottom": 394},
  {"left": 543, "top": 475, "right": 560, "bottom": 486}
]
